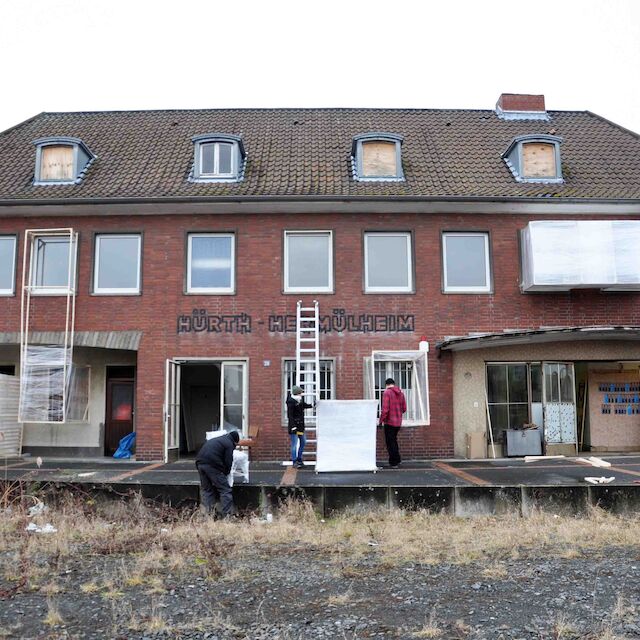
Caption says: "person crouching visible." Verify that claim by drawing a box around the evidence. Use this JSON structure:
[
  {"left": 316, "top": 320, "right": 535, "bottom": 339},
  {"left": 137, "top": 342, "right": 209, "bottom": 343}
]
[{"left": 195, "top": 430, "right": 239, "bottom": 517}]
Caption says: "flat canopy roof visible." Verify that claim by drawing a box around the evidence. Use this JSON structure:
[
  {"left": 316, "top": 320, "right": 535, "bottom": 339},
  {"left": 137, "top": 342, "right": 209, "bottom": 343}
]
[{"left": 437, "top": 326, "right": 640, "bottom": 352}]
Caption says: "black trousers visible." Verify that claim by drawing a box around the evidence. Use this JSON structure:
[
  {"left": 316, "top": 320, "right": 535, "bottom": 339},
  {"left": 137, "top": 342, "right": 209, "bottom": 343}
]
[
  {"left": 383, "top": 425, "right": 401, "bottom": 466},
  {"left": 196, "top": 462, "right": 234, "bottom": 516}
]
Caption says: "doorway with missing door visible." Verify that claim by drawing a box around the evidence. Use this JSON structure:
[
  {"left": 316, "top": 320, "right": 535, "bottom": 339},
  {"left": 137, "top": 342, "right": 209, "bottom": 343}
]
[
  {"left": 104, "top": 366, "right": 136, "bottom": 456},
  {"left": 164, "top": 359, "right": 247, "bottom": 460}
]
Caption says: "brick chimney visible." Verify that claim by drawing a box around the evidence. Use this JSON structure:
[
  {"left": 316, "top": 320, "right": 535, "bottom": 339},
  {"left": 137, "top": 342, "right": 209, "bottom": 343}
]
[{"left": 496, "top": 93, "right": 547, "bottom": 120}]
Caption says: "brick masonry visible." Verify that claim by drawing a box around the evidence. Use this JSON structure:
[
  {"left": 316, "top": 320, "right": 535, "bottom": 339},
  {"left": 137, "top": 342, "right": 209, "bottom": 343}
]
[{"left": 2, "top": 210, "right": 640, "bottom": 461}]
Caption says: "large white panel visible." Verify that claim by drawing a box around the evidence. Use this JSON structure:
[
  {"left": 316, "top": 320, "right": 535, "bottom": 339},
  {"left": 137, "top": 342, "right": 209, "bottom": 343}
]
[
  {"left": 316, "top": 400, "right": 378, "bottom": 472},
  {"left": 0, "top": 374, "right": 21, "bottom": 456}
]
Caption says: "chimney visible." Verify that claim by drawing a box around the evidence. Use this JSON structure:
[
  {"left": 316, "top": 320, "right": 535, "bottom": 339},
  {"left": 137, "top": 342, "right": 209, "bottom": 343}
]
[{"left": 496, "top": 93, "right": 548, "bottom": 120}]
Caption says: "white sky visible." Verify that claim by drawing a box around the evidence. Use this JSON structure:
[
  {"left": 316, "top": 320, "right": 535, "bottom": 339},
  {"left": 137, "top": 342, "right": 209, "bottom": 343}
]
[{"left": 1, "top": 0, "right": 639, "bottom": 134}]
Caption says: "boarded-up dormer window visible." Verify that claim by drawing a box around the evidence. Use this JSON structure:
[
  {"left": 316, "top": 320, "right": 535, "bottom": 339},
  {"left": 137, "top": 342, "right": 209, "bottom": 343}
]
[
  {"left": 522, "top": 142, "right": 556, "bottom": 178},
  {"left": 40, "top": 145, "right": 74, "bottom": 181},
  {"left": 362, "top": 141, "right": 397, "bottom": 177}
]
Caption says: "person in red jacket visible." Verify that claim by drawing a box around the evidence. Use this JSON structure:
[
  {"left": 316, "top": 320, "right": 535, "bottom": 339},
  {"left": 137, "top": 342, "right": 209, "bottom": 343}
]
[{"left": 378, "top": 377, "right": 407, "bottom": 468}]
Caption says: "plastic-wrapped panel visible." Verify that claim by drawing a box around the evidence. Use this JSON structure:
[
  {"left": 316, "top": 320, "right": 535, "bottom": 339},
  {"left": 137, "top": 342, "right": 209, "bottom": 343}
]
[
  {"left": 316, "top": 400, "right": 378, "bottom": 472},
  {"left": 521, "top": 220, "right": 640, "bottom": 291}
]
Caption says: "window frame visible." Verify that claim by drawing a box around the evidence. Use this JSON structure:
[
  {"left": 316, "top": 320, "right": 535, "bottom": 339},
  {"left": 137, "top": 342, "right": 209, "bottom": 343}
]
[
  {"left": 32, "top": 137, "right": 96, "bottom": 185},
  {"left": 283, "top": 230, "right": 334, "bottom": 294},
  {"left": 351, "top": 132, "right": 404, "bottom": 181},
  {"left": 191, "top": 134, "right": 245, "bottom": 182},
  {"left": 186, "top": 232, "right": 236, "bottom": 295},
  {"left": 93, "top": 233, "right": 142, "bottom": 295},
  {"left": 0, "top": 234, "right": 17, "bottom": 296},
  {"left": 501, "top": 134, "right": 563, "bottom": 184},
  {"left": 441, "top": 231, "right": 492, "bottom": 294},
  {"left": 29, "top": 233, "right": 78, "bottom": 296},
  {"left": 281, "top": 358, "right": 336, "bottom": 425},
  {"left": 364, "top": 231, "right": 413, "bottom": 293}
]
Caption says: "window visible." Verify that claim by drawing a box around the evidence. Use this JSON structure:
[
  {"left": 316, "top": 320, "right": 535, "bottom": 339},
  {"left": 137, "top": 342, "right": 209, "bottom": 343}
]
[
  {"left": 364, "top": 232, "right": 412, "bottom": 292},
  {"left": 30, "top": 234, "right": 77, "bottom": 295},
  {"left": 364, "top": 351, "right": 430, "bottom": 426},
  {"left": 33, "top": 137, "right": 95, "bottom": 185},
  {"left": 66, "top": 366, "right": 90, "bottom": 422},
  {"left": 284, "top": 231, "right": 333, "bottom": 293},
  {"left": 282, "top": 359, "right": 335, "bottom": 423},
  {"left": 187, "top": 233, "right": 235, "bottom": 294},
  {"left": 0, "top": 236, "right": 17, "bottom": 295},
  {"left": 486, "top": 364, "right": 529, "bottom": 442},
  {"left": 442, "top": 232, "right": 491, "bottom": 293},
  {"left": 94, "top": 234, "right": 141, "bottom": 294},
  {"left": 352, "top": 133, "right": 404, "bottom": 181},
  {"left": 501, "top": 134, "right": 563, "bottom": 183},
  {"left": 191, "top": 134, "right": 245, "bottom": 181}
]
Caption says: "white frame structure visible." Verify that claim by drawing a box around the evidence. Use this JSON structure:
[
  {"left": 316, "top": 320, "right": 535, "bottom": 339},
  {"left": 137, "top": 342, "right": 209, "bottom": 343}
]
[
  {"left": 442, "top": 231, "right": 491, "bottom": 293},
  {"left": 163, "top": 357, "right": 249, "bottom": 462},
  {"left": 29, "top": 233, "right": 78, "bottom": 296},
  {"left": 19, "top": 228, "right": 77, "bottom": 424},
  {"left": 186, "top": 233, "right": 235, "bottom": 294},
  {"left": 199, "top": 141, "right": 237, "bottom": 179},
  {"left": 0, "top": 235, "right": 17, "bottom": 295},
  {"left": 364, "top": 231, "right": 413, "bottom": 293},
  {"left": 284, "top": 230, "right": 333, "bottom": 293},
  {"left": 94, "top": 234, "right": 142, "bottom": 295}
]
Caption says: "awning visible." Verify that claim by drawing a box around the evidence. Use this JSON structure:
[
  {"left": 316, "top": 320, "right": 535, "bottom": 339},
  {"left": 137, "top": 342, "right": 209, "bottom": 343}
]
[
  {"left": 437, "top": 326, "right": 640, "bottom": 352},
  {"left": 0, "top": 331, "right": 142, "bottom": 351}
]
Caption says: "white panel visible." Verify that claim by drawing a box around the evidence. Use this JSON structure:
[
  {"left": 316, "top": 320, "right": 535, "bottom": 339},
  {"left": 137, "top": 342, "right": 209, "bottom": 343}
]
[
  {"left": 316, "top": 400, "right": 378, "bottom": 472},
  {"left": 0, "top": 374, "right": 21, "bottom": 456},
  {"left": 521, "top": 220, "right": 640, "bottom": 291}
]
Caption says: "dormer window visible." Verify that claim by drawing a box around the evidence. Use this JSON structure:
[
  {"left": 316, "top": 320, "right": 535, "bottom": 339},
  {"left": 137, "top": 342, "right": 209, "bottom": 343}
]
[
  {"left": 191, "top": 134, "right": 245, "bottom": 182},
  {"left": 502, "top": 134, "right": 563, "bottom": 184},
  {"left": 352, "top": 133, "right": 404, "bottom": 181},
  {"left": 33, "top": 137, "right": 95, "bottom": 185}
]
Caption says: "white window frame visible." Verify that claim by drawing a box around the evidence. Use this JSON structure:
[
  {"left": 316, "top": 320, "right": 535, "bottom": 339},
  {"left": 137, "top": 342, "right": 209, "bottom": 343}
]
[
  {"left": 29, "top": 233, "right": 78, "bottom": 296},
  {"left": 282, "top": 358, "right": 335, "bottom": 424},
  {"left": 364, "top": 232, "right": 413, "bottom": 293},
  {"left": 0, "top": 235, "right": 17, "bottom": 296},
  {"left": 186, "top": 233, "right": 236, "bottom": 294},
  {"left": 199, "top": 142, "right": 237, "bottom": 179},
  {"left": 284, "top": 230, "right": 334, "bottom": 293},
  {"left": 442, "top": 232, "right": 491, "bottom": 293},
  {"left": 93, "top": 234, "right": 142, "bottom": 295}
]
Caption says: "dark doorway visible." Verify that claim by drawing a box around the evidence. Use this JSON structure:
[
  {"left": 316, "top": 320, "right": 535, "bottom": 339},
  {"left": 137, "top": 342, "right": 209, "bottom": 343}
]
[
  {"left": 104, "top": 366, "right": 135, "bottom": 456},
  {"left": 0, "top": 365, "right": 16, "bottom": 376},
  {"left": 179, "top": 363, "right": 221, "bottom": 455}
]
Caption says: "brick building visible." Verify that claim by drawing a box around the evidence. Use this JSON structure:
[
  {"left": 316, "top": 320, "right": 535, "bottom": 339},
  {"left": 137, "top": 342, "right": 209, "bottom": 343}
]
[{"left": 1, "top": 94, "right": 640, "bottom": 462}]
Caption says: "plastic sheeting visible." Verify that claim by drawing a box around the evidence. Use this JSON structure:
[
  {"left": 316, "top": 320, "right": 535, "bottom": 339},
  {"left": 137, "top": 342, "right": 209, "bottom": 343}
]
[
  {"left": 315, "top": 400, "right": 378, "bottom": 472},
  {"left": 521, "top": 220, "right": 640, "bottom": 291},
  {"left": 364, "top": 351, "right": 430, "bottom": 425},
  {"left": 18, "top": 345, "right": 89, "bottom": 423}
]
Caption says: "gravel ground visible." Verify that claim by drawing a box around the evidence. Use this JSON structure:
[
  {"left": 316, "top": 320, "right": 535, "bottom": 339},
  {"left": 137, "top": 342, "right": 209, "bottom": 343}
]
[{"left": 1, "top": 548, "right": 639, "bottom": 639}]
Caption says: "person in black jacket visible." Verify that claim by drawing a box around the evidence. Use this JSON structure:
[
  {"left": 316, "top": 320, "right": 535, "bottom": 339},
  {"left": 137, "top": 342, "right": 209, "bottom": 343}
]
[
  {"left": 195, "top": 430, "right": 239, "bottom": 516},
  {"left": 286, "top": 385, "right": 313, "bottom": 468}
]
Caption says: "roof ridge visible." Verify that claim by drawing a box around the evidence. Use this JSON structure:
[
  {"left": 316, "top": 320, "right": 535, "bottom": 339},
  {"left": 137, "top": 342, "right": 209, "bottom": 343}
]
[{"left": 585, "top": 110, "right": 640, "bottom": 140}]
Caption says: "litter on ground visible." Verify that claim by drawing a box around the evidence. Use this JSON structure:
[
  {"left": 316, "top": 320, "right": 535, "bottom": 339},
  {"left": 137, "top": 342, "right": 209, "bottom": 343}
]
[{"left": 584, "top": 476, "right": 615, "bottom": 484}]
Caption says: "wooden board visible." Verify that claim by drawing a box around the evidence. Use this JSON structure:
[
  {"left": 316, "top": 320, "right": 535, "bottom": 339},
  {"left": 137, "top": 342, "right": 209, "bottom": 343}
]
[
  {"left": 362, "top": 141, "right": 396, "bottom": 176},
  {"left": 522, "top": 143, "right": 555, "bottom": 178},
  {"left": 40, "top": 146, "right": 74, "bottom": 180}
]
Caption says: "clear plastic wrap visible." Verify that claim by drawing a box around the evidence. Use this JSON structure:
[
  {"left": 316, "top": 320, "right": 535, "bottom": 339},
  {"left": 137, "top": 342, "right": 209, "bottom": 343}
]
[
  {"left": 18, "top": 345, "right": 88, "bottom": 423},
  {"left": 521, "top": 220, "right": 640, "bottom": 291}
]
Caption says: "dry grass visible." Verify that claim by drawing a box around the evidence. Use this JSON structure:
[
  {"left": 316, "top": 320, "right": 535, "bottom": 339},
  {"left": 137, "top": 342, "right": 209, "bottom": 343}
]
[
  {"left": 43, "top": 598, "right": 63, "bottom": 626},
  {"left": 412, "top": 610, "right": 442, "bottom": 638},
  {"left": 553, "top": 613, "right": 579, "bottom": 638}
]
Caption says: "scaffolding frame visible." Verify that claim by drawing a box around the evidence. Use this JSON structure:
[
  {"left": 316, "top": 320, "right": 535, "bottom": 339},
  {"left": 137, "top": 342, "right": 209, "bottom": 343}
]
[{"left": 19, "top": 228, "right": 77, "bottom": 423}]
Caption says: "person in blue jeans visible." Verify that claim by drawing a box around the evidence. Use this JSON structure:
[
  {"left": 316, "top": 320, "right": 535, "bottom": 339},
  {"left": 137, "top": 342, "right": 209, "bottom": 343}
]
[{"left": 286, "top": 385, "right": 313, "bottom": 468}]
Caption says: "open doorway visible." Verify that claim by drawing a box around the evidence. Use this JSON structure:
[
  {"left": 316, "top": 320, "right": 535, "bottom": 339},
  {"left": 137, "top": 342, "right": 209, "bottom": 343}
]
[
  {"left": 165, "top": 359, "right": 247, "bottom": 460},
  {"left": 104, "top": 366, "right": 136, "bottom": 456}
]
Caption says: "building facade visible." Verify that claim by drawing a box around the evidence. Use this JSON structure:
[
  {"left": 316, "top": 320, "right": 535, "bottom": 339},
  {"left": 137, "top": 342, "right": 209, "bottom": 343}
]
[{"left": 1, "top": 94, "right": 639, "bottom": 462}]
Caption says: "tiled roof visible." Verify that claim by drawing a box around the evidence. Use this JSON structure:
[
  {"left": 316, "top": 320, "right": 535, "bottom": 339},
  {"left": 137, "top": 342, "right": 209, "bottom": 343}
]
[{"left": 0, "top": 108, "right": 639, "bottom": 201}]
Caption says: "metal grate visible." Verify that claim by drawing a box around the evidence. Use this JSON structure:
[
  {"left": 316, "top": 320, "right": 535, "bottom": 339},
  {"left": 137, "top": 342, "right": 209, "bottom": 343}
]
[
  {"left": 283, "top": 359, "right": 334, "bottom": 423},
  {"left": 373, "top": 360, "right": 417, "bottom": 421}
]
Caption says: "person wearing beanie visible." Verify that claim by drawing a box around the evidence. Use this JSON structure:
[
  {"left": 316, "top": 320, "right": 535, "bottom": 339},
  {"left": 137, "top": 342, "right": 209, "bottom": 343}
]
[
  {"left": 195, "top": 430, "right": 240, "bottom": 516},
  {"left": 378, "top": 377, "right": 407, "bottom": 469},
  {"left": 286, "top": 385, "right": 313, "bottom": 468}
]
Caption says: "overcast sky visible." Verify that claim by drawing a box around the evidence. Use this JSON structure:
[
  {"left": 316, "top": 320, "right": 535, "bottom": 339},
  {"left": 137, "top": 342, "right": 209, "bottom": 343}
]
[{"left": 1, "top": 0, "right": 639, "bottom": 134}]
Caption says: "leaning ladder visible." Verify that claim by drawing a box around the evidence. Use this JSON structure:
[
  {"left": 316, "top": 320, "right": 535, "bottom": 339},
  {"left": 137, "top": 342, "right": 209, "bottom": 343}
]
[{"left": 295, "top": 300, "right": 320, "bottom": 464}]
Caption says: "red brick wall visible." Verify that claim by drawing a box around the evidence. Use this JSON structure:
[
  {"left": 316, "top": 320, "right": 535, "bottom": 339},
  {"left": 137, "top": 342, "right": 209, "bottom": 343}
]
[{"left": 2, "top": 211, "right": 640, "bottom": 461}]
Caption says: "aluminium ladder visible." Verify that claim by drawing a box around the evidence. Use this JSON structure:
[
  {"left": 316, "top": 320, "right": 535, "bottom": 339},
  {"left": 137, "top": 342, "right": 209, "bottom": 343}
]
[{"left": 295, "top": 300, "right": 320, "bottom": 465}]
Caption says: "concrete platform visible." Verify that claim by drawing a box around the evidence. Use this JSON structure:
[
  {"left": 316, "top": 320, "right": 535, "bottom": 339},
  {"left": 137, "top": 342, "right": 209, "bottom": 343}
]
[{"left": 3, "top": 454, "right": 640, "bottom": 516}]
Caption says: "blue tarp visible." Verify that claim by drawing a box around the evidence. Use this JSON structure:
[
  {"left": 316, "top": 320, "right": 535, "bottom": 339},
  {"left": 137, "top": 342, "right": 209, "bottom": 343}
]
[{"left": 113, "top": 432, "right": 136, "bottom": 459}]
